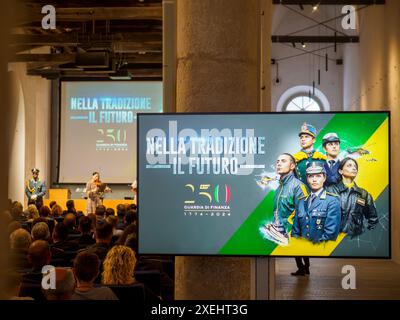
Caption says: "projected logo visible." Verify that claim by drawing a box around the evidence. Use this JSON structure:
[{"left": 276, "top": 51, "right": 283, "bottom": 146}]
[
  {"left": 96, "top": 128, "right": 128, "bottom": 151},
  {"left": 184, "top": 184, "right": 231, "bottom": 217}
]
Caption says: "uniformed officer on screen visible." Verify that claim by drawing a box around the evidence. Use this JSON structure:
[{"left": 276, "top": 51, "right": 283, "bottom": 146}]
[
  {"left": 292, "top": 162, "right": 341, "bottom": 244},
  {"left": 25, "top": 168, "right": 47, "bottom": 208},
  {"left": 323, "top": 133, "right": 342, "bottom": 186},
  {"left": 293, "top": 123, "right": 327, "bottom": 185},
  {"left": 263, "top": 153, "right": 308, "bottom": 246}
]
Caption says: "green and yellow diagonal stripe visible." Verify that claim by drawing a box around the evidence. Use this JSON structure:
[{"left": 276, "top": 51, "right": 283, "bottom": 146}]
[{"left": 219, "top": 113, "right": 389, "bottom": 256}]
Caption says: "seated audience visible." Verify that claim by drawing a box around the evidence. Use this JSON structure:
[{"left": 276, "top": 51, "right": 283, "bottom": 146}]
[
  {"left": 87, "top": 213, "right": 97, "bottom": 231},
  {"left": 26, "top": 204, "right": 39, "bottom": 221},
  {"left": 51, "top": 204, "right": 63, "bottom": 218},
  {"left": 7, "top": 220, "right": 22, "bottom": 236},
  {"left": 71, "top": 252, "right": 117, "bottom": 300},
  {"left": 52, "top": 223, "right": 79, "bottom": 252},
  {"left": 31, "top": 222, "right": 51, "bottom": 242},
  {"left": 63, "top": 200, "right": 77, "bottom": 216},
  {"left": 105, "top": 208, "right": 115, "bottom": 218},
  {"left": 106, "top": 215, "right": 123, "bottom": 239},
  {"left": 116, "top": 204, "right": 126, "bottom": 230},
  {"left": 78, "top": 216, "right": 95, "bottom": 247},
  {"left": 49, "top": 201, "right": 57, "bottom": 209},
  {"left": 10, "top": 201, "right": 26, "bottom": 223},
  {"left": 10, "top": 228, "right": 32, "bottom": 271},
  {"left": 80, "top": 222, "right": 113, "bottom": 262},
  {"left": 124, "top": 210, "right": 137, "bottom": 229},
  {"left": 102, "top": 245, "right": 137, "bottom": 285},
  {"left": 43, "top": 267, "right": 76, "bottom": 300},
  {"left": 95, "top": 205, "right": 106, "bottom": 221},
  {"left": 64, "top": 213, "right": 80, "bottom": 235},
  {"left": 102, "top": 245, "right": 161, "bottom": 301},
  {"left": 39, "top": 206, "right": 51, "bottom": 218},
  {"left": 19, "top": 240, "right": 52, "bottom": 300},
  {"left": 117, "top": 224, "right": 137, "bottom": 251}
]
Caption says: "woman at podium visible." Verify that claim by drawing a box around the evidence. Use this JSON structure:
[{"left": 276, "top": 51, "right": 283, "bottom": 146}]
[{"left": 86, "top": 172, "right": 111, "bottom": 214}]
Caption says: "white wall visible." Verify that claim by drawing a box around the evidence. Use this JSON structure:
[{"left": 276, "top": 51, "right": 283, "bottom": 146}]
[
  {"left": 342, "top": 1, "right": 400, "bottom": 263},
  {"left": 8, "top": 54, "right": 52, "bottom": 205},
  {"left": 8, "top": 72, "right": 25, "bottom": 203},
  {"left": 271, "top": 5, "right": 345, "bottom": 111}
]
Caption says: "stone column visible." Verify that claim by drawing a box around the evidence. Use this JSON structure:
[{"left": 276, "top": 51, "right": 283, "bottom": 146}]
[{"left": 174, "top": 0, "right": 272, "bottom": 299}]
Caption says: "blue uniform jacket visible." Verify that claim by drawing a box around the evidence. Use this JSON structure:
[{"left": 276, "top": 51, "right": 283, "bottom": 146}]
[
  {"left": 292, "top": 189, "right": 341, "bottom": 243},
  {"left": 324, "top": 160, "right": 341, "bottom": 186}
]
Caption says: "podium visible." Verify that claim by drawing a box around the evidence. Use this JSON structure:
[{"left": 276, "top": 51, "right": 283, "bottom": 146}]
[{"left": 49, "top": 189, "right": 71, "bottom": 201}]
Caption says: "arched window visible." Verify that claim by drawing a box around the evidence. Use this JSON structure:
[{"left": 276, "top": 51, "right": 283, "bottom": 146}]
[
  {"left": 284, "top": 94, "right": 323, "bottom": 112},
  {"left": 276, "top": 85, "right": 330, "bottom": 112}
]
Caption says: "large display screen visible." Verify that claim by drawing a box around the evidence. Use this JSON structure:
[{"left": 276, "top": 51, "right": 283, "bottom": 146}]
[
  {"left": 59, "top": 81, "right": 162, "bottom": 183},
  {"left": 138, "top": 112, "right": 390, "bottom": 258}
]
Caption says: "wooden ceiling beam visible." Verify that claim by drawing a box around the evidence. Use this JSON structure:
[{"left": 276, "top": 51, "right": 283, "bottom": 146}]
[
  {"left": 15, "top": 7, "right": 162, "bottom": 25},
  {"left": 10, "top": 33, "right": 162, "bottom": 46}
]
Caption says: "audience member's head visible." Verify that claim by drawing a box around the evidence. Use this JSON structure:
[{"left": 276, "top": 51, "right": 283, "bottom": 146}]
[
  {"left": 53, "top": 223, "right": 69, "bottom": 243},
  {"left": 27, "top": 205, "right": 39, "bottom": 220},
  {"left": 95, "top": 222, "right": 113, "bottom": 244},
  {"left": 125, "top": 233, "right": 138, "bottom": 253},
  {"left": 31, "top": 222, "right": 50, "bottom": 241},
  {"left": 10, "top": 228, "right": 32, "bottom": 251},
  {"left": 11, "top": 201, "right": 24, "bottom": 219},
  {"left": 116, "top": 224, "right": 137, "bottom": 248},
  {"left": 105, "top": 208, "right": 115, "bottom": 218},
  {"left": 74, "top": 252, "right": 100, "bottom": 285},
  {"left": 32, "top": 217, "right": 48, "bottom": 226},
  {"left": 51, "top": 205, "right": 63, "bottom": 218},
  {"left": 116, "top": 204, "right": 126, "bottom": 218},
  {"left": 79, "top": 216, "right": 92, "bottom": 234},
  {"left": 105, "top": 215, "right": 117, "bottom": 229},
  {"left": 126, "top": 203, "right": 137, "bottom": 212},
  {"left": 95, "top": 205, "right": 106, "bottom": 218},
  {"left": 7, "top": 220, "right": 22, "bottom": 236},
  {"left": 49, "top": 201, "right": 57, "bottom": 209},
  {"left": 87, "top": 213, "right": 97, "bottom": 230},
  {"left": 39, "top": 206, "right": 51, "bottom": 218},
  {"left": 28, "top": 240, "right": 51, "bottom": 270},
  {"left": 35, "top": 200, "right": 44, "bottom": 212},
  {"left": 66, "top": 200, "right": 75, "bottom": 212},
  {"left": 64, "top": 213, "right": 76, "bottom": 229},
  {"left": 124, "top": 210, "right": 137, "bottom": 226},
  {"left": 102, "top": 245, "right": 136, "bottom": 285},
  {"left": 43, "top": 268, "right": 76, "bottom": 300}
]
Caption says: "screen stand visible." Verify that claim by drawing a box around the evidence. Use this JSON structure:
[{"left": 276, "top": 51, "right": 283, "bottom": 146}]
[{"left": 251, "top": 257, "right": 275, "bottom": 300}]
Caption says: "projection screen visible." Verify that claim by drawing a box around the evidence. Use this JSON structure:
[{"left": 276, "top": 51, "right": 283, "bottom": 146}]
[{"left": 59, "top": 81, "right": 162, "bottom": 183}]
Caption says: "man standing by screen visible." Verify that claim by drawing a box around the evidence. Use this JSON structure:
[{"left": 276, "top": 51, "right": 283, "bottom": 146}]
[
  {"left": 25, "top": 168, "right": 47, "bottom": 208},
  {"left": 263, "top": 154, "right": 308, "bottom": 246},
  {"left": 294, "top": 123, "right": 327, "bottom": 185}
]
